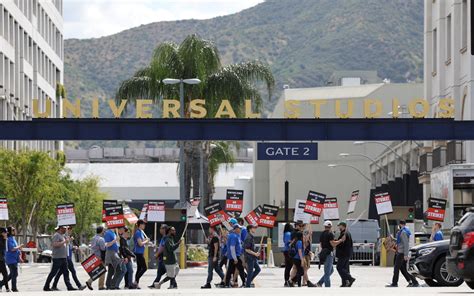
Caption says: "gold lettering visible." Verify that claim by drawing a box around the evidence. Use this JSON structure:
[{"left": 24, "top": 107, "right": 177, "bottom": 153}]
[
  {"left": 309, "top": 100, "right": 327, "bottom": 118},
  {"left": 62, "top": 99, "right": 81, "bottom": 118},
  {"left": 408, "top": 99, "right": 429, "bottom": 118},
  {"left": 215, "top": 100, "right": 237, "bottom": 118},
  {"left": 32, "top": 98, "right": 52, "bottom": 118},
  {"left": 163, "top": 100, "right": 181, "bottom": 118},
  {"left": 284, "top": 100, "right": 301, "bottom": 118},
  {"left": 190, "top": 99, "right": 207, "bottom": 118},
  {"left": 108, "top": 100, "right": 127, "bottom": 118},
  {"left": 335, "top": 100, "right": 354, "bottom": 119},
  {"left": 245, "top": 100, "right": 261, "bottom": 118},
  {"left": 364, "top": 99, "right": 382, "bottom": 118},
  {"left": 92, "top": 98, "right": 99, "bottom": 118},
  {"left": 136, "top": 99, "right": 153, "bottom": 118},
  {"left": 438, "top": 98, "right": 455, "bottom": 118},
  {"left": 392, "top": 98, "right": 400, "bottom": 118}
]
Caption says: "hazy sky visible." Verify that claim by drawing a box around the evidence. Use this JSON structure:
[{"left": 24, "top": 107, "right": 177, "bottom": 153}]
[{"left": 64, "top": 0, "right": 264, "bottom": 39}]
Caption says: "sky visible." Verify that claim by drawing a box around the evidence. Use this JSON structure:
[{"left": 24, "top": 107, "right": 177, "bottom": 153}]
[{"left": 64, "top": 0, "right": 264, "bottom": 39}]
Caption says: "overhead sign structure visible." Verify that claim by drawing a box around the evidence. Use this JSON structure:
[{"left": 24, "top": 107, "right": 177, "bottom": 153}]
[
  {"left": 304, "top": 191, "right": 326, "bottom": 216},
  {"left": 204, "top": 203, "right": 230, "bottom": 227},
  {"left": 245, "top": 205, "right": 262, "bottom": 226},
  {"left": 374, "top": 192, "right": 393, "bottom": 215},
  {"left": 123, "top": 205, "right": 138, "bottom": 224},
  {"left": 323, "top": 198, "right": 339, "bottom": 221},
  {"left": 56, "top": 203, "right": 76, "bottom": 227},
  {"left": 139, "top": 203, "right": 148, "bottom": 220},
  {"left": 0, "top": 198, "right": 8, "bottom": 220},
  {"left": 147, "top": 201, "right": 165, "bottom": 222},
  {"left": 257, "top": 142, "right": 318, "bottom": 160},
  {"left": 102, "top": 200, "right": 117, "bottom": 222},
  {"left": 225, "top": 189, "right": 244, "bottom": 213},
  {"left": 258, "top": 204, "right": 279, "bottom": 228},
  {"left": 347, "top": 190, "right": 359, "bottom": 214},
  {"left": 81, "top": 254, "right": 106, "bottom": 282},
  {"left": 426, "top": 198, "right": 447, "bottom": 222},
  {"left": 104, "top": 204, "right": 125, "bottom": 228}
]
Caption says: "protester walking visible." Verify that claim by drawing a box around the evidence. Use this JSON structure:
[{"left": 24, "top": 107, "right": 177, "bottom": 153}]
[
  {"left": 386, "top": 221, "right": 419, "bottom": 288},
  {"left": 5, "top": 227, "right": 22, "bottom": 292},
  {"left": 335, "top": 222, "right": 355, "bottom": 287},
  {"left": 302, "top": 227, "right": 315, "bottom": 287},
  {"left": 0, "top": 228, "right": 10, "bottom": 292},
  {"left": 52, "top": 227, "right": 86, "bottom": 290},
  {"left": 149, "top": 224, "right": 168, "bottom": 289},
  {"left": 244, "top": 224, "right": 261, "bottom": 288},
  {"left": 430, "top": 223, "right": 444, "bottom": 242},
  {"left": 155, "top": 227, "right": 180, "bottom": 289},
  {"left": 202, "top": 226, "right": 225, "bottom": 289},
  {"left": 86, "top": 226, "right": 106, "bottom": 290},
  {"left": 133, "top": 219, "right": 149, "bottom": 288},
  {"left": 288, "top": 231, "right": 304, "bottom": 287},
  {"left": 104, "top": 227, "right": 123, "bottom": 290},
  {"left": 316, "top": 221, "right": 340, "bottom": 287},
  {"left": 43, "top": 226, "right": 76, "bottom": 291},
  {"left": 282, "top": 223, "right": 293, "bottom": 287},
  {"left": 118, "top": 226, "right": 135, "bottom": 289},
  {"left": 224, "top": 224, "right": 246, "bottom": 287}
]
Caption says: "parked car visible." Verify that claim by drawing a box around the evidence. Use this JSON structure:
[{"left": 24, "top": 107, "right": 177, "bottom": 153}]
[
  {"left": 408, "top": 239, "right": 463, "bottom": 287},
  {"left": 447, "top": 208, "right": 474, "bottom": 290}
]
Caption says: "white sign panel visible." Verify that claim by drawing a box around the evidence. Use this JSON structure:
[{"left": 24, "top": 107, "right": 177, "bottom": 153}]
[
  {"left": 374, "top": 192, "right": 393, "bottom": 215},
  {"left": 56, "top": 203, "right": 76, "bottom": 226},
  {"left": 323, "top": 198, "right": 339, "bottom": 221},
  {"left": 0, "top": 198, "right": 8, "bottom": 220},
  {"left": 347, "top": 190, "right": 359, "bottom": 214},
  {"left": 147, "top": 201, "right": 165, "bottom": 222},
  {"left": 294, "top": 199, "right": 311, "bottom": 224},
  {"left": 139, "top": 204, "right": 148, "bottom": 220}
]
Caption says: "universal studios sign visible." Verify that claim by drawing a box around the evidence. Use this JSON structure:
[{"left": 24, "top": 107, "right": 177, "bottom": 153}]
[{"left": 32, "top": 98, "right": 455, "bottom": 119}]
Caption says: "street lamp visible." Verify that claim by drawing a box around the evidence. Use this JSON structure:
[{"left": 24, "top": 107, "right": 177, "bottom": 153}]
[
  {"left": 339, "top": 152, "right": 388, "bottom": 175},
  {"left": 328, "top": 164, "right": 372, "bottom": 183},
  {"left": 353, "top": 141, "right": 410, "bottom": 166},
  {"left": 162, "top": 78, "right": 202, "bottom": 207}
]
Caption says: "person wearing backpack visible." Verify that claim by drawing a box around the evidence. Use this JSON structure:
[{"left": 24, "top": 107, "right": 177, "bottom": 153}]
[{"left": 287, "top": 231, "right": 304, "bottom": 287}]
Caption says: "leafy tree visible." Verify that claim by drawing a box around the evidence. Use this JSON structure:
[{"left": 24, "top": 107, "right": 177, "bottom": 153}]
[{"left": 116, "top": 34, "right": 274, "bottom": 206}]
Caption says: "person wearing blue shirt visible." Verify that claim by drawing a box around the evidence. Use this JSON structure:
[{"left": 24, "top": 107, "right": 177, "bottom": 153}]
[
  {"left": 288, "top": 231, "right": 304, "bottom": 287},
  {"left": 0, "top": 228, "right": 9, "bottom": 292},
  {"left": 224, "top": 225, "right": 246, "bottom": 287},
  {"left": 149, "top": 224, "right": 168, "bottom": 288},
  {"left": 104, "top": 228, "right": 122, "bottom": 289},
  {"left": 133, "top": 220, "right": 149, "bottom": 288},
  {"left": 5, "top": 227, "right": 22, "bottom": 292},
  {"left": 431, "top": 223, "right": 444, "bottom": 242},
  {"left": 282, "top": 223, "right": 294, "bottom": 286}
]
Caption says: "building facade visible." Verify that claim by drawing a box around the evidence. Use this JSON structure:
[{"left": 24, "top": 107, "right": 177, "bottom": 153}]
[{"left": 0, "top": 0, "right": 63, "bottom": 151}]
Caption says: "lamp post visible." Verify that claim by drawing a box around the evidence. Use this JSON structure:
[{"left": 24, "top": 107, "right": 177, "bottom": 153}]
[
  {"left": 163, "top": 78, "right": 201, "bottom": 207},
  {"left": 339, "top": 152, "right": 388, "bottom": 175},
  {"left": 353, "top": 141, "right": 410, "bottom": 166},
  {"left": 328, "top": 164, "right": 372, "bottom": 183}
]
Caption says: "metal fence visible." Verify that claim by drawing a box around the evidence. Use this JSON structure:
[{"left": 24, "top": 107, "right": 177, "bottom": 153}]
[{"left": 310, "top": 243, "right": 376, "bottom": 265}]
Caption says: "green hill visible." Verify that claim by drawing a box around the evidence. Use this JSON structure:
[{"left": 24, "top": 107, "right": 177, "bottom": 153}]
[{"left": 64, "top": 0, "right": 423, "bottom": 147}]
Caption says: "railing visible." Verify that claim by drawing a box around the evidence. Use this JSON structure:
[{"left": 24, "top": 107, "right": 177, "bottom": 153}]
[{"left": 310, "top": 243, "right": 376, "bottom": 265}]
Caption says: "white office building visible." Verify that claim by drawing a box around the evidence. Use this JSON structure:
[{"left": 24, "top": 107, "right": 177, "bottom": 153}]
[{"left": 0, "top": 0, "right": 64, "bottom": 151}]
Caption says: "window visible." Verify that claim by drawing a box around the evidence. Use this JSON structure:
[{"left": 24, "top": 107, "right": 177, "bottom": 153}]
[
  {"left": 446, "top": 14, "right": 452, "bottom": 63},
  {"left": 433, "top": 28, "right": 438, "bottom": 75},
  {"left": 461, "top": 0, "right": 468, "bottom": 52}
]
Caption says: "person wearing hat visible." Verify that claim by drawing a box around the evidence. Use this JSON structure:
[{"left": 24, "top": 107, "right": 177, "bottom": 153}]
[
  {"left": 44, "top": 226, "right": 76, "bottom": 291},
  {"left": 149, "top": 224, "right": 169, "bottom": 289},
  {"left": 335, "top": 222, "right": 355, "bottom": 287},
  {"left": 0, "top": 228, "right": 10, "bottom": 292},
  {"left": 51, "top": 226, "right": 86, "bottom": 291},
  {"left": 244, "top": 224, "right": 261, "bottom": 288},
  {"left": 133, "top": 219, "right": 149, "bottom": 288},
  {"left": 315, "top": 221, "right": 342, "bottom": 287},
  {"left": 201, "top": 226, "right": 225, "bottom": 289},
  {"left": 224, "top": 224, "right": 246, "bottom": 287}
]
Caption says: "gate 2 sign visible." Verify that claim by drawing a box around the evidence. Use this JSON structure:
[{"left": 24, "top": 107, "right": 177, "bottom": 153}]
[{"left": 257, "top": 143, "right": 318, "bottom": 160}]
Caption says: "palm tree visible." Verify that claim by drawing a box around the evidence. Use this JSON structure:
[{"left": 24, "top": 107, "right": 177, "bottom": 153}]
[{"left": 116, "top": 34, "right": 274, "bottom": 206}]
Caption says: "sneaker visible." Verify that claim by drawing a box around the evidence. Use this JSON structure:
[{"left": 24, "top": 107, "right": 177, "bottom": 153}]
[
  {"left": 86, "top": 281, "right": 93, "bottom": 291},
  {"left": 385, "top": 283, "right": 398, "bottom": 287},
  {"left": 79, "top": 285, "right": 87, "bottom": 290},
  {"left": 307, "top": 281, "right": 316, "bottom": 288},
  {"left": 67, "top": 287, "right": 78, "bottom": 291},
  {"left": 201, "top": 283, "right": 212, "bottom": 289},
  {"left": 348, "top": 278, "right": 356, "bottom": 287},
  {"left": 148, "top": 285, "right": 155, "bottom": 289},
  {"left": 51, "top": 287, "right": 60, "bottom": 291},
  {"left": 43, "top": 287, "right": 52, "bottom": 292}
]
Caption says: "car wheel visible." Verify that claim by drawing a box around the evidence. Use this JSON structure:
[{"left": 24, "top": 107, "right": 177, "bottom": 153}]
[
  {"left": 424, "top": 279, "right": 440, "bottom": 287},
  {"left": 466, "top": 281, "right": 474, "bottom": 290},
  {"left": 434, "top": 258, "right": 464, "bottom": 287}
]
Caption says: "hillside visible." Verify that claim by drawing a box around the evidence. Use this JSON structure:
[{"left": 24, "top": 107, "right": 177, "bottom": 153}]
[{"left": 64, "top": 0, "right": 424, "bottom": 147}]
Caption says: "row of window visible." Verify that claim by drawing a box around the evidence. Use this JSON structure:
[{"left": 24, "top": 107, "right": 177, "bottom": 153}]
[
  {"left": 0, "top": 3, "right": 63, "bottom": 60},
  {"left": 432, "top": 0, "right": 469, "bottom": 74}
]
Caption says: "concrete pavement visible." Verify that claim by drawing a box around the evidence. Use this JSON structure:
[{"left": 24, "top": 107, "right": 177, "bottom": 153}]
[{"left": 9, "top": 264, "right": 472, "bottom": 295}]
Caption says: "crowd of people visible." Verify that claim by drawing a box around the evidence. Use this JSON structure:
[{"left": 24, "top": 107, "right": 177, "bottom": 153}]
[{"left": 0, "top": 217, "right": 442, "bottom": 292}]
